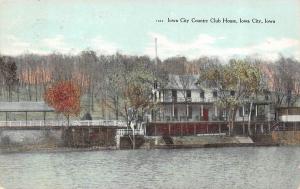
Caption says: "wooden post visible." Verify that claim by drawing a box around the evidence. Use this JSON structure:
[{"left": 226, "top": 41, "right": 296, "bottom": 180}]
[
  {"left": 25, "top": 111, "right": 28, "bottom": 126},
  {"left": 88, "top": 128, "right": 91, "bottom": 145},
  {"left": 155, "top": 125, "right": 157, "bottom": 136},
  {"left": 215, "top": 106, "right": 218, "bottom": 117},
  {"left": 172, "top": 103, "right": 175, "bottom": 118},
  {"left": 255, "top": 105, "right": 258, "bottom": 117},
  {"left": 106, "top": 128, "right": 109, "bottom": 147},
  {"left": 82, "top": 128, "right": 84, "bottom": 147},
  {"left": 242, "top": 122, "right": 245, "bottom": 136},
  {"left": 72, "top": 128, "right": 75, "bottom": 147},
  {"left": 132, "top": 132, "right": 136, "bottom": 150},
  {"left": 67, "top": 114, "right": 70, "bottom": 126},
  {"left": 206, "top": 123, "right": 208, "bottom": 133},
  {"left": 194, "top": 124, "right": 196, "bottom": 136},
  {"left": 180, "top": 124, "right": 183, "bottom": 136},
  {"left": 98, "top": 128, "right": 101, "bottom": 144},
  {"left": 43, "top": 112, "right": 46, "bottom": 126},
  {"left": 168, "top": 124, "right": 171, "bottom": 136}
]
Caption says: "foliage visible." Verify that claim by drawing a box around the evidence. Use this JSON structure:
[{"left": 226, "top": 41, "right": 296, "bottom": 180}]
[
  {"left": 199, "top": 59, "right": 263, "bottom": 134},
  {"left": 261, "top": 57, "right": 300, "bottom": 106},
  {"left": 103, "top": 55, "right": 156, "bottom": 126},
  {"left": 1, "top": 52, "right": 299, "bottom": 124},
  {"left": 44, "top": 81, "right": 81, "bottom": 117},
  {"left": 0, "top": 56, "right": 19, "bottom": 101},
  {"left": 200, "top": 59, "right": 262, "bottom": 106}
]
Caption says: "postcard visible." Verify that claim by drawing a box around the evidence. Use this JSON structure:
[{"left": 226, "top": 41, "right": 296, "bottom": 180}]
[{"left": 0, "top": 0, "right": 300, "bottom": 189}]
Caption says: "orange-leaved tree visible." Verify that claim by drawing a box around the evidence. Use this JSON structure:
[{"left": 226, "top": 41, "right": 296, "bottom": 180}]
[{"left": 44, "top": 80, "right": 81, "bottom": 125}]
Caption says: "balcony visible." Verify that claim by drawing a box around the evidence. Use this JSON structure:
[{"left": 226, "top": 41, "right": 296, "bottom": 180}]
[{"left": 158, "top": 97, "right": 215, "bottom": 103}]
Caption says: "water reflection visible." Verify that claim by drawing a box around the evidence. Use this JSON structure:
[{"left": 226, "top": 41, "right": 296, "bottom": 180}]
[{"left": 0, "top": 147, "right": 300, "bottom": 189}]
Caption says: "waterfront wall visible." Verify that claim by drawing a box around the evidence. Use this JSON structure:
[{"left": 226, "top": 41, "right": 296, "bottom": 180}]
[
  {"left": 147, "top": 122, "right": 228, "bottom": 136},
  {"left": 117, "top": 136, "right": 145, "bottom": 149},
  {"left": 64, "top": 127, "right": 116, "bottom": 148},
  {"left": 0, "top": 127, "right": 118, "bottom": 149},
  {"left": 0, "top": 129, "right": 63, "bottom": 147},
  {"left": 272, "top": 131, "right": 300, "bottom": 145},
  {"left": 1, "top": 127, "right": 300, "bottom": 150}
]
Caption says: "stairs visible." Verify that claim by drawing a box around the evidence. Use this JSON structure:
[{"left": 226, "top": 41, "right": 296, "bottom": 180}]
[
  {"left": 271, "top": 121, "right": 281, "bottom": 131},
  {"left": 251, "top": 134, "right": 275, "bottom": 145},
  {"left": 235, "top": 136, "right": 254, "bottom": 143},
  {"left": 162, "top": 135, "right": 174, "bottom": 145}
]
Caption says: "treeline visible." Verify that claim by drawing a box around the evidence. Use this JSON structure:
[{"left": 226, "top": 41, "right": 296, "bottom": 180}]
[{"left": 0, "top": 51, "right": 300, "bottom": 119}]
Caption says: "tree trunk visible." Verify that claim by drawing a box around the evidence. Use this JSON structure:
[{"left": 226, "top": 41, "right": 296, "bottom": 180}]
[
  {"left": 228, "top": 107, "right": 237, "bottom": 136},
  {"left": 102, "top": 95, "right": 106, "bottom": 119},
  {"left": 248, "top": 101, "right": 253, "bottom": 136},
  {"left": 35, "top": 77, "right": 38, "bottom": 102},
  {"left": 67, "top": 114, "right": 70, "bottom": 126},
  {"left": 231, "top": 107, "right": 237, "bottom": 136},
  {"left": 17, "top": 84, "right": 20, "bottom": 101},
  {"left": 28, "top": 84, "right": 32, "bottom": 101},
  {"left": 8, "top": 85, "right": 11, "bottom": 102},
  {"left": 186, "top": 101, "right": 188, "bottom": 121},
  {"left": 132, "top": 127, "right": 135, "bottom": 150},
  {"left": 115, "top": 96, "right": 119, "bottom": 120}
]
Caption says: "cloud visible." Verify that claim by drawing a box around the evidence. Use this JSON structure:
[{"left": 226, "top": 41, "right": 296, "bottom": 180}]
[
  {"left": 0, "top": 35, "right": 33, "bottom": 55},
  {"left": 144, "top": 32, "right": 224, "bottom": 58},
  {"left": 0, "top": 35, "right": 76, "bottom": 55},
  {"left": 144, "top": 32, "right": 300, "bottom": 61},
  {"left": 0, "top": 34, "right": 118, "bottom": 56},
  {"left": 41, "top": 35, "right": 73, "bottom": 54},
  {"left": 88, "top": 36, "right": 118, "bottom": 54},
  {"left": 1, "top": 33, "right": 299, "bottom": 62}
]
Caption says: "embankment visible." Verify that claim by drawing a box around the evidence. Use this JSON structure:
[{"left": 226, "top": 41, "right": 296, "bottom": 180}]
[
  {"left": 118, "top": 135, "right": 256, "bottom": 149},
  {"left": 1, "top": 128, "right": 300, "bottom": 151},
  {"left": 271, "top": 131, "right": 300, "bottom": 145},
  {"left": 0, "top": 127, "right": 117, "bottom": 152}
]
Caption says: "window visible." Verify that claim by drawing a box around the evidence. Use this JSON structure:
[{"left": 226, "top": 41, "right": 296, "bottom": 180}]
[
  {"left": 265, "top": 95, "right": 269, "bottom": 101},
  {"left": 172, "top": 90, "right": 177, "bottom": 97},
  {"left": 174, "top": 107, "right": 178, "bottom": 119},
  {"left": 239, "top": 107, "right": 244, "bottom": 117},
  {"left": 153, "top": 80, "right": 158, "bottom": 89},
  {"left": 244, "top": 104, "right": 250, "bottom": 115},
  {"left": 257, "top": 105, "right": 265, "bottom": 116},
  {"left": 172, "top": 90, "right": 177, "bottom": 101},
  {"left": 200, "top": 91, "right": 205, "bottom": 99},
  {"left": 159, "top": 91, "right": 161, "bottom": 100},
  {"left": 188, "top": 106, "right": 193, "bottom": 118},
  {"left": 186, "top": 90, "right": 191, "bottom": 98},
  {"left": 213, "top": 91, "right": 218, "bottom": 98}
]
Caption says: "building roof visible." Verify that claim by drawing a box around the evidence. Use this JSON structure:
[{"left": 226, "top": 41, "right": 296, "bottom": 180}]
[
  {"left": 0, "top": 101, "right": 55, "bottom": 112},
  {"left": 164, "top": 75, "right": 200, "bottom": 90}
]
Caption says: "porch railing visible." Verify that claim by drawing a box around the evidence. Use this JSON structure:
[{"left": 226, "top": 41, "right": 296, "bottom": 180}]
[
  {"left": 116, "top": 129, "right": 145, "bottom": 136},
  {"left": 0, "top": 120, "right": 127, "bottom": 127}
]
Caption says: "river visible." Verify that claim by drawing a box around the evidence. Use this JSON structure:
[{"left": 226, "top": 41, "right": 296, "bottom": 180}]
[{"left": 0, "top": 147, "right": 300, "bottom": 189}]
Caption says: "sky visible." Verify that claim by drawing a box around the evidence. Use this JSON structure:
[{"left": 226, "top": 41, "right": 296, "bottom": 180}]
[{"left": 0, "top": 0, "right": 300, "bottom": 61}]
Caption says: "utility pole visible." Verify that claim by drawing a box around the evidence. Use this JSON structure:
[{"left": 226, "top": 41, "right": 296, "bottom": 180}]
[{"left": 155, "top": 37, "right": 158, "bottom": 65}]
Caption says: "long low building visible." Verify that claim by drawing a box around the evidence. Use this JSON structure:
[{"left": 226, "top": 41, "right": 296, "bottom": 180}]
[
  {"left": 0, "top": 101, "right": 54, "bottom": 122},
  {"left": 277, "top": 107, "right": 300, "bottom": 122}
]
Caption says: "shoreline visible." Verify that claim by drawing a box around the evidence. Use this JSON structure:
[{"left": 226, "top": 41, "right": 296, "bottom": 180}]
[
  {"left": 0, "top": 142, "right": 286, "bottom": 154},
  {"left": 1, "top": 131, "right": 300, "bottom": 153}
]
